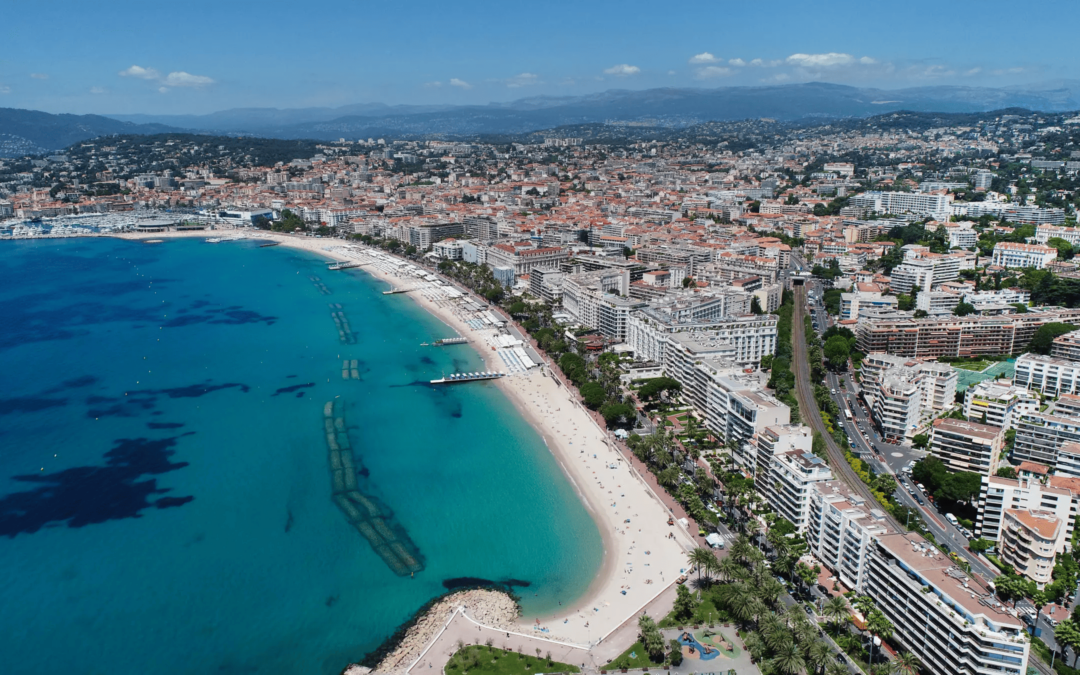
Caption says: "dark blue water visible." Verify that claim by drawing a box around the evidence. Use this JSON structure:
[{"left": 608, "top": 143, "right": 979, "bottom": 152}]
[{"left": 0, "top": 237, "right": 601, "bottom": 675}]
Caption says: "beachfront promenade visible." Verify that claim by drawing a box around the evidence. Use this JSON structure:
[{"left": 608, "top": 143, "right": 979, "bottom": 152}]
[{"left": 406, "top": 582, "right": 756, "bottom": 675}]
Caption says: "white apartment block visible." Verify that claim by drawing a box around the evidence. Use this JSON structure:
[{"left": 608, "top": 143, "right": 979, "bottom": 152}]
[
  {"left": 1013, "top": 413, "right": 1080, "bottom": 469},
  {"left": 890, "top": 262, "right": 938, "bottom": 295},
  {"left": 806, "top": 481, "right": 893, "bottom": 593},
  {"left": 840, "top": 291, "right": 898, "bottom": 321},
  {"left": 873, "top": 368, "right": 924, "bottom": 441},
  {"left": 805, "top": 485, "right": 1030, "bottom": 675},
  {"left": 944, "top": 224, "right": 978, "bottom": 249},
  {"left": 929, "top": 418, "right": 1004, "bottom": 475},
  {"left": 963, "top": 288, "right": 1031, "bottom": 308},
  {"left": 991, "top": 242, "right": 1057, "bottom": 269},
  {"left": 861, "top": 354, "right": 957, "bottom": 439},
  {"left": 626, "top": 309, "right": 777, "bottom": 367},
  {"left": 1013, "top": 353, "right": 1080, "bottom": 397},
  {"left": 976, "top": 474, "right": 1080, "bottom": 547},
  {"left": 916, "top": 290, "right": 961, "bottom": 315},
  {"left": 1036, "top": 224, "right": 1080, "bottom": 247},
  {"left": 753, "top": 424, "right": 812, "bottom": 482},
  {"left": 864, "top": 533, "right": 1029, "bottom": 675},
  {"left": 1000, "top": 509, "right": 1062, "bottom": 588},
  {"left": 760, "top": 449, "right": 832, "bottom": 532},
  {"left": 679, "top": 360, "right": 790, "bottom": 467},
  {"left": 851, "top": 191, "right": 952, "bottom": 219},
  {"left": 963, "top": 381, "right": 1039, "bottom": 431}
]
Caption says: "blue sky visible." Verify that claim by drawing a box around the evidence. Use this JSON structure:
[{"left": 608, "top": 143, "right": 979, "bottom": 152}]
[{"left": 2, "top": 0, "right": 1077, "bottom": 116}]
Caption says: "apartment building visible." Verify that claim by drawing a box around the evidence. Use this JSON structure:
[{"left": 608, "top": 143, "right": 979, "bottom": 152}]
[
  {"left": 528, "top": 267, "right": 565, "bottom": 304},
  {"left": 626, "top": 308, "right": 777, "bottom": 367},
  {"left": 851, "top": 191, "right": 951, "bottom": 219},
  {"left": 999, "top": 509, "right": 1062, "bottom": 587},
  {"left": 864, "top": 533, "right": 1028, "bottom": 675},
  {"left": 1051, "top": 329, "right": 1080, "bottom": 362},
  {"left": 991, "top": 242, "right": 1057, "bottom": 269},
  {"left": 805, "top": 481, "right": 894, "bottom": 593},
  {"left": 485, "top": 243, "right": 570, "bottom": 275},
  {"left": 976, "top": 474, "right": 1080, "bottom": 546},
  {"left": 872, "top": 368, "right": 924, "bottom": 441},
  {"left": 915, "top": 290, "right": 961, "bottom": 315},
  {"left": 1013, "top": 353, "right": 1080, "bottom": 397},
  {"left": 1036, "top": 225, "right": 1080, "bottom": 247},
  {"left": 561, "top": 268, "right": 628, "bottom": 330},
  {"left": 855, "top": 309, "right": 1080, "bottom": 359},
  {"left": 1013, "top": 412, "right": 1080, "bottom": 468},
  {"left": 760, "top": 449, "right": 833, "bottom": 532},
  {"left": 963, "top": 381, "right": 1039, "bottom": 431},
  {"left": 860, "top": 353, "right": 957, "bottom": 436},
  {"left": 929, "top": 418, "right": 1004, "bottom": 474}
]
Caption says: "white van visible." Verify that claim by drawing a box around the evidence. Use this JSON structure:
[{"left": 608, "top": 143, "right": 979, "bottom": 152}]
[{"left": 945, "top": 513, "right": 959, "bottom": 525}]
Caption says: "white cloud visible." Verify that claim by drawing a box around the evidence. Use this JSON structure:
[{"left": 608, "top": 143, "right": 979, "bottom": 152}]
[
  {"left": 859, "top": 56, "right": 878, "bottom": 65},
  {"left": 668, "top": 70, "right": 676, "bottom": 75},
  {"left": 158, "top": 86, "right": 169, "bottom": 94},
  {"left": 424, "top": 81, "right": 443, "bottom": 88},
  {"left": 604, "top": 64, "right": 640, "bottom": 76},
  {"left": 449, "top": 78, "right": 472, "bottom": 89},
  {"left": 695, "top": 66, "right": 733, "bottom": 79},
  {"left": 90, "top": 86, "right": 107, "bottom": 95},
  {"left": 162, "top": 71, "right": 214, "bottom": 87},
  {"left": 119, "top": 65, "right": 213, "bottom": 88},
  {"left": 119, "top": 65, "right": 161, "bottom": 80},
  {"left": 688, "top": 52, "right": 718, "bottom": 64},
  {"left": 505, "top": 73, "right": 539, "bottom": 88},
  {"left": 728, "top": 58, "right": 746, "bottom": 67},
  {"left": 749, "top": 58, "right": 783, "bottom": 67},
  {"left": 30, "top": 73, "right": 48, "bottom": 80},
  {"left": 786, "top": 53, "right": 856, "bottom": 67},
  {"left": 964, "top": 67, "right": 983, "bottom": 77},
  {"left": 0, "top": 85, "right": 10, "bottom": 95}
]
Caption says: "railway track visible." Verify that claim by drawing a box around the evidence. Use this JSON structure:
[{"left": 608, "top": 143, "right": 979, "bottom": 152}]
[{"left": 790, "top": 286, "right": 903, "bottom": 531}]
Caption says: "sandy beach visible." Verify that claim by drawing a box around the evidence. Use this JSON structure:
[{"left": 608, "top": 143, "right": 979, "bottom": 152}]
[{"left": 115, "top": 230, "right": 696, "bottom": 647}]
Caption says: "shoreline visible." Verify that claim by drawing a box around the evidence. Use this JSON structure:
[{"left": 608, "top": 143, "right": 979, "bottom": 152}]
[{"left": 108, "top": 229, "right": 695, "bottom": 645}]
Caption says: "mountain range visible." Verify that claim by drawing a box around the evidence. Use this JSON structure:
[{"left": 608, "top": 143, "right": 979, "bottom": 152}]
[{"left": 3, "top": 80, "right": 1080, "bottom": 156}]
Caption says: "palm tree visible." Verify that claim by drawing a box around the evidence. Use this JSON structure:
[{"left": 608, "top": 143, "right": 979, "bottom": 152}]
[
  {"left": 807, "top": 641, "right": 832, "bottom": 674},
  {"left": 771, "top": 641, "right": 807, "bottom": 675},
  {"left": 853, "top": 595, "right": 875, "bottom": 619},
  {"left": 717, "top": 557, "right": 743, "bottom": 583},
  {"left": 746, "top": 518, "right": 762, "bottom": 543},
  {"left": 823, "top": 595, "right": 850, "bottom": 629},
  {"left": 687, "top": 548, "right": 715, "bottom": 583},
  {"left": 825, "top": 662, "right": 847, "bottom": 675},
  {"left": 890, "top": 651, "right": 921, "bottom": 675}
]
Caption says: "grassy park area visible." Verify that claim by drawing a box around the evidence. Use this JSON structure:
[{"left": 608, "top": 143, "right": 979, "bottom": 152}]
[{"left": 445, "top": 645, "right": 580, "bottom": 675}]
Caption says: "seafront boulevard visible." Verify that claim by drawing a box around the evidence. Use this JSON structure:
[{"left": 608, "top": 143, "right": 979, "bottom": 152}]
[{"left": 115, "top": 230, "right": 721, "bottom": 672}]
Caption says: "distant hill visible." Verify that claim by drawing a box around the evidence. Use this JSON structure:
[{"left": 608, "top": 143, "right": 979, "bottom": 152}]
[
  {"left": 0, "top": 108, "right": 185, "bottom": 157},
  {"left": 4, "top": 80, "right": 1080, "bottom": 155},
  {"left": 104, "top": 81, "right": 1080, "bottom": 140}
]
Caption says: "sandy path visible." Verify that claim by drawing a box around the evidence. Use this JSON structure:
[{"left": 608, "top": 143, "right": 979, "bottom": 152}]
[{"left": 115, "top": 230, "right": 696, "bottom": 646}]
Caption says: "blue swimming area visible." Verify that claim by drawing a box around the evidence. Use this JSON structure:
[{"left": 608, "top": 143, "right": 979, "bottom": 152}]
[{"left": 0, "top": 237, "right": 602, "bottom": 675}]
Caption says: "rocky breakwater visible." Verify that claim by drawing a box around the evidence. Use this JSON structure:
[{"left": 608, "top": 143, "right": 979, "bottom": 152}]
[{"left": 343, "top": 589, "right": 520, "bottom": 675}]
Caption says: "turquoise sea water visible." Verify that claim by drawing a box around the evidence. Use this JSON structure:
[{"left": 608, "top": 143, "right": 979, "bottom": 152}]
[{"left": 0, "top": 237, "right": 601, "bottom": 675}]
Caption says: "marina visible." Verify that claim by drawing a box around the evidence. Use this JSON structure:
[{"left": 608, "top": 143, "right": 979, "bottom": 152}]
[{"left": 430, "top": 371, "right": 506, "bottom": 384}]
